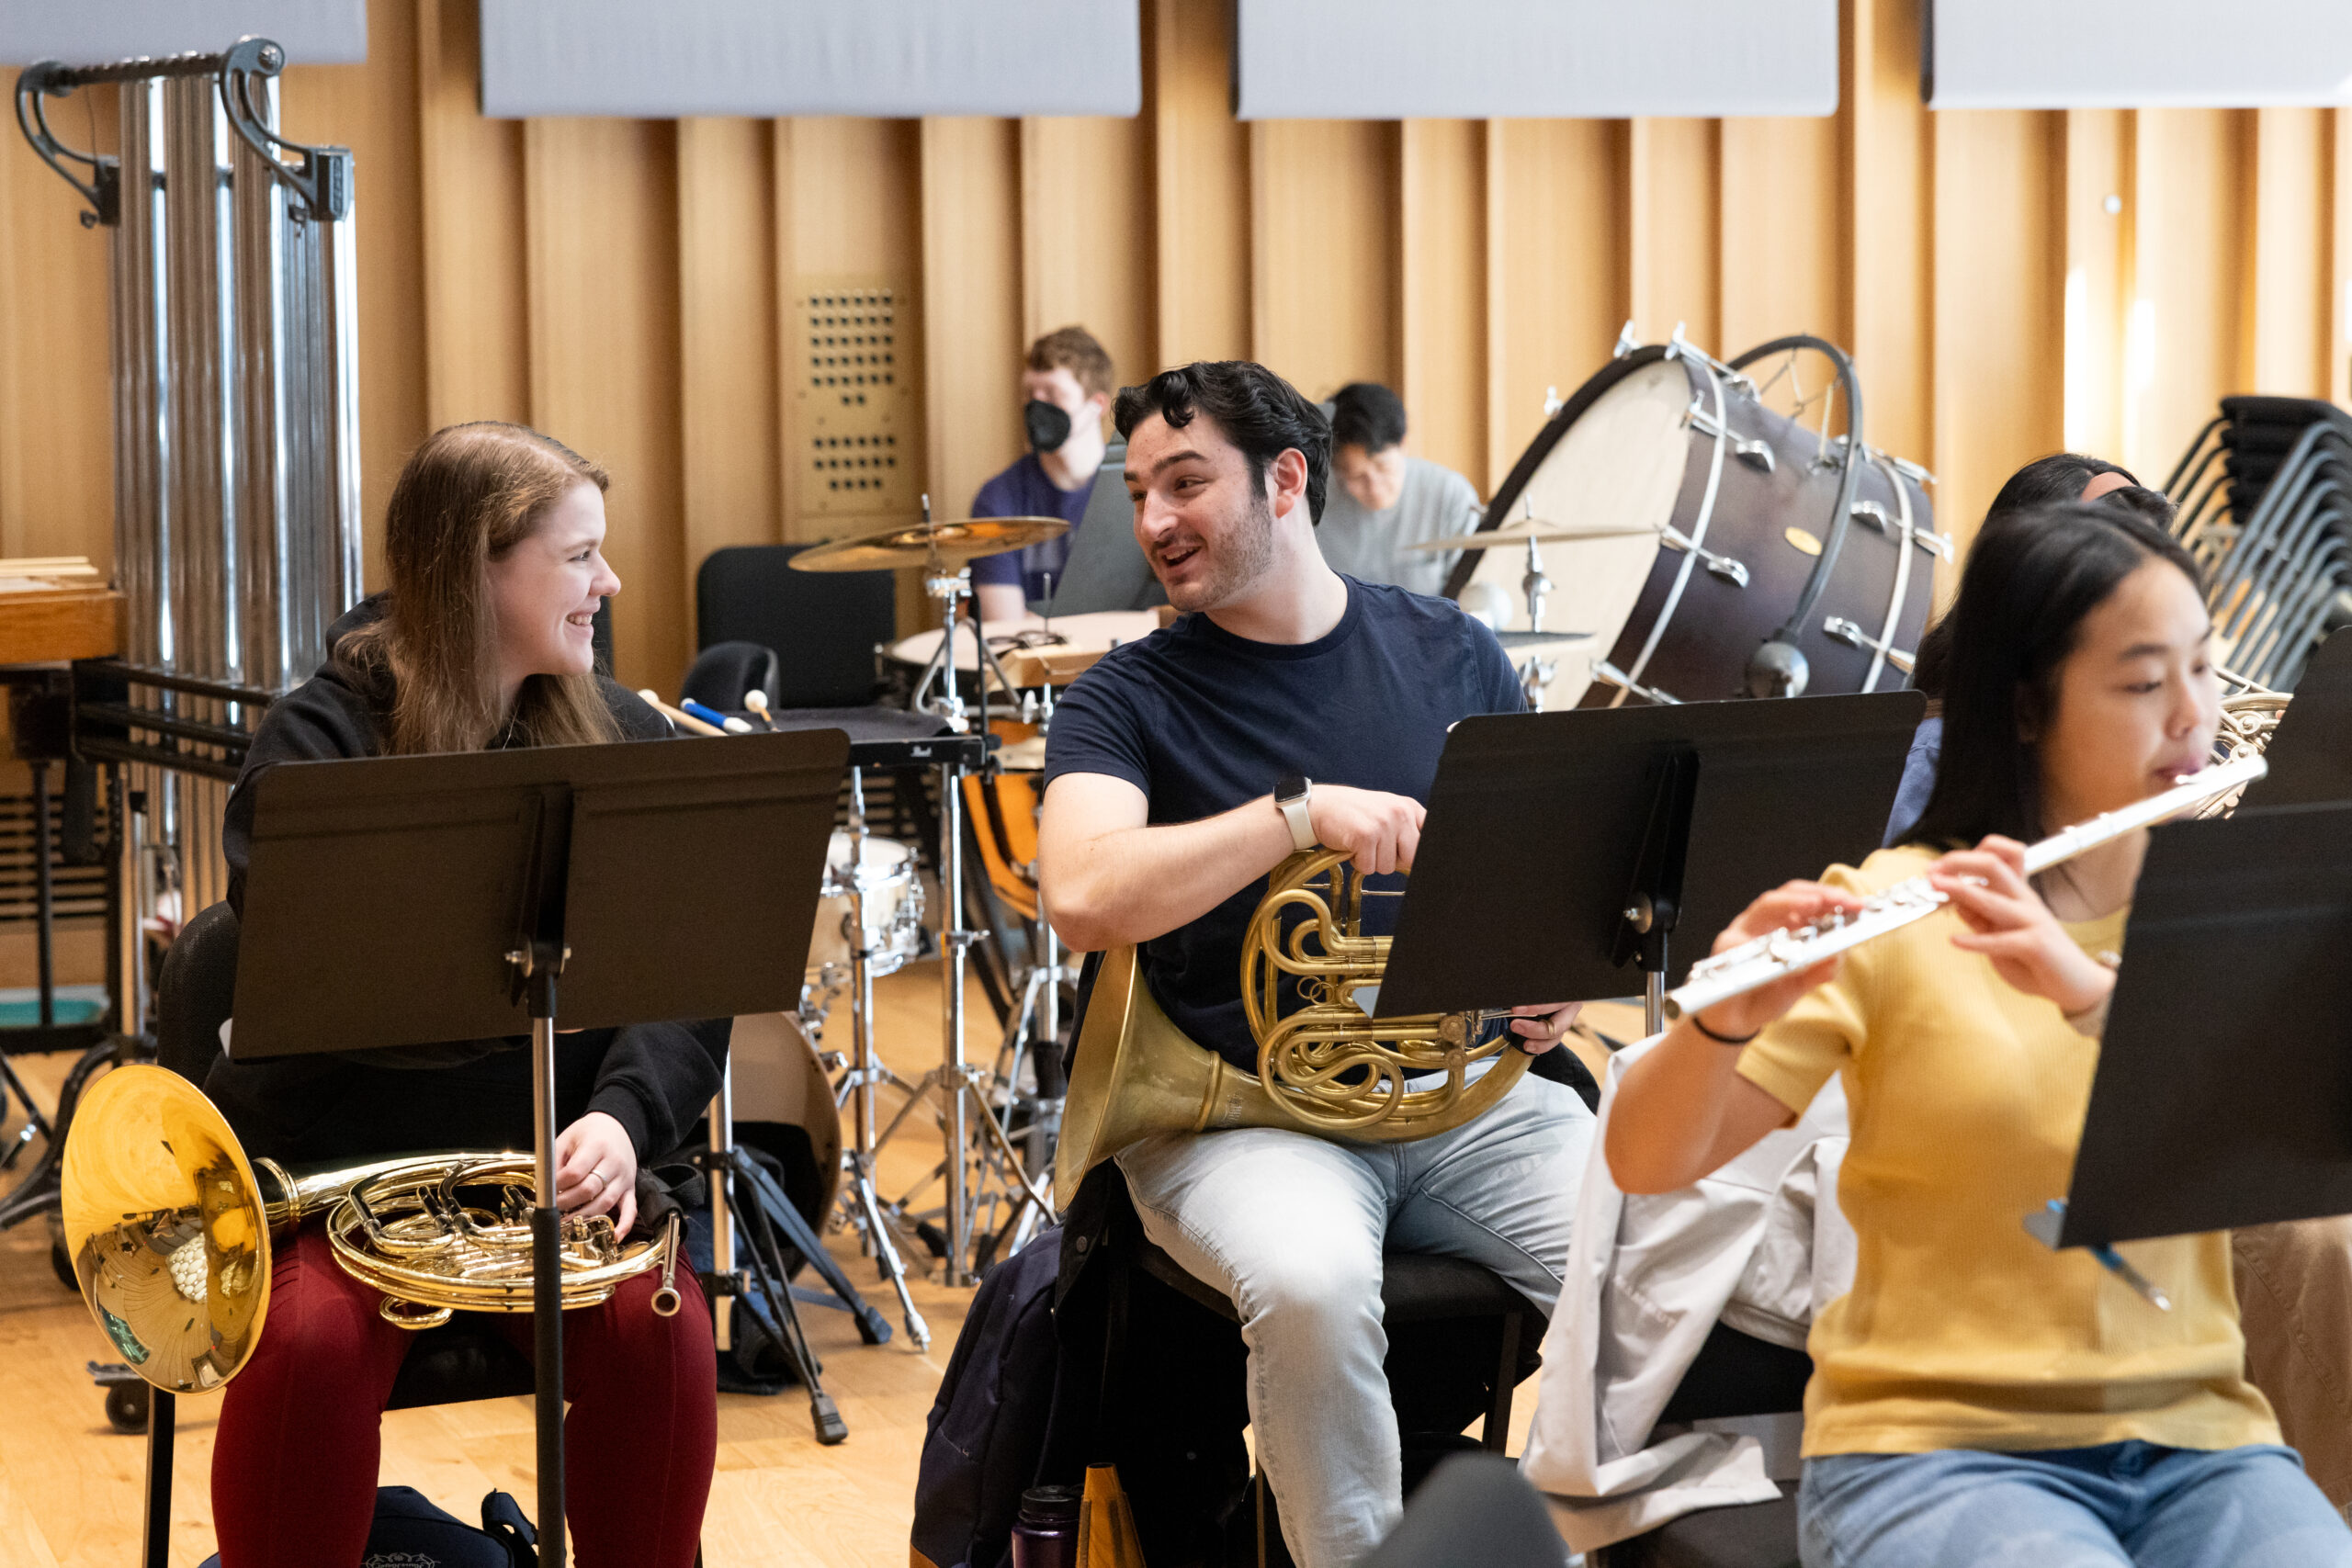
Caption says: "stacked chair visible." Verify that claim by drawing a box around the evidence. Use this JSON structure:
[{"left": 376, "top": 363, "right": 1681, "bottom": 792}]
[{"left": 2164, "top": 395, "right": 2352, "bottom": 690}]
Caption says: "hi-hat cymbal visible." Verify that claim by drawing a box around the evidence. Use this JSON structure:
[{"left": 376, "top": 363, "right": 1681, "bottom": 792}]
[
  {"left": 1401, "top": 515, "right": 1657, "bottom": 553},
  {"left": 789, "top": 515, "right": 1069, "bottom": 571}
]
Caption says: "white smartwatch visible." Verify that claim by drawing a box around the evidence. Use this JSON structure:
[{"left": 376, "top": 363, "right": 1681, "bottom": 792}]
[{"left": 1275, "top": 771, "right": 1317, "bottom": 852}]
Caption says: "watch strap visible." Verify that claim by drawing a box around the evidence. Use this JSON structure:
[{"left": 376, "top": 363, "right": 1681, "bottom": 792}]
[{"left": 1275, "top": 773, "right": 1316, "bottom": 852}]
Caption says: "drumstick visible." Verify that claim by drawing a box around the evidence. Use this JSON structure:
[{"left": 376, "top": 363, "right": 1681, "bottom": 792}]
[
  {"left": 681, "top": 697, "right": 754, "bottom": 734},
  {"left": 636, "top": 689, "right": 724, "bottom": 736},
  {"left": 743, "top": 690, "right": 776, "bottom": 729}
]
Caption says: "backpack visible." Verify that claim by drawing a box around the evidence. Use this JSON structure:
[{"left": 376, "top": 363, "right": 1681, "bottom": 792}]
[
  {"left": 198, "top": 1485, "right": 537, "bottom": 1567},
  {"left": 911, "top": 1225, "right": 1068, "bottom": 1568}
]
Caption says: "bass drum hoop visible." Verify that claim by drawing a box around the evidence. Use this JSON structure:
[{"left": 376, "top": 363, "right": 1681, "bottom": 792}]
[{"left": 1442, "top": 344, "right": 1680, "bottom": 603}]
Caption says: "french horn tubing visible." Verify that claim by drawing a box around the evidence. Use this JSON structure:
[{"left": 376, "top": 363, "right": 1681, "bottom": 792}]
[
  {"left": 1053, "top": 850, "right": 1526, "bottom": 1208},
  {"left": 61, "top": 1065, "right": 678, "bottom": 1394}
]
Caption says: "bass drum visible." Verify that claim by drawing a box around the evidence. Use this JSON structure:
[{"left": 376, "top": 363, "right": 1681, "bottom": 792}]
[
  {"left": 725, "top": 1010, "right": 843, "bottom": 1263},
  {"left": 1447, "top": 335, "right": 1945, "bottom": 708}
]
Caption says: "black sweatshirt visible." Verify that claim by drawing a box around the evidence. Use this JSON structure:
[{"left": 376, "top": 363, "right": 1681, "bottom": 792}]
[{"left": 207, "top": 594, "right": 730, "bottom": 1167}]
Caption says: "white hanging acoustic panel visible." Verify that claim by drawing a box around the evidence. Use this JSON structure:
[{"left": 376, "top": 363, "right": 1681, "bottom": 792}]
[
  {"left": 0, "top": 1, "right": 367, "bottom": 65},
  {"left": 479, "top": 0, "right": 1141, "bottom": 118},
  {"left": 1928, "top": 0, "right": 2352, "bottom": 108},
  {"left": 1232, "top": 0, "right": 1837, "bottom": 120}
]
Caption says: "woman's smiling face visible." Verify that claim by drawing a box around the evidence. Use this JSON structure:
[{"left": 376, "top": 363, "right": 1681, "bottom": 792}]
[{"left": 486, "top": 480, "right": 622, "bottom": 692}]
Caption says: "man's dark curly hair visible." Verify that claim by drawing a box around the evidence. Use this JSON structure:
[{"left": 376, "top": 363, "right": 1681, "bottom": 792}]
[{"left": 1113, "top": 361, "right": 1329, "bottom": 526}]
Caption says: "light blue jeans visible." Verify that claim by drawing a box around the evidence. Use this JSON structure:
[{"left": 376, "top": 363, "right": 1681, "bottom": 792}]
[
  {"left": 1799, "top": 1441, "right": 2352, "bottom": 1567},
  {"left": 1117, "top": 1073, "right": 1594, "bottom": 1568}
]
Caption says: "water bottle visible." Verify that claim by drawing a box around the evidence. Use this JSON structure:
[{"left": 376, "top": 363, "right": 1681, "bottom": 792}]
[{"left": 1009, "top": 1483, "right": 1082, "bottom": 1568}]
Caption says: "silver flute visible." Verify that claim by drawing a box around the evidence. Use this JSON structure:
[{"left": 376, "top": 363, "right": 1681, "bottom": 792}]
[{"left": 1662, "top": 752, "right": 2270, "bottom": 1023}]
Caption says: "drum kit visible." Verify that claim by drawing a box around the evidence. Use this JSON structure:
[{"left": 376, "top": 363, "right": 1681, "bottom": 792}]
[
  {"left": 694, "top": 324, "right": 1946, "bottom": 1346},
  {"left": 697, "top": 499, "right": 1152, "bottom": 1345}
]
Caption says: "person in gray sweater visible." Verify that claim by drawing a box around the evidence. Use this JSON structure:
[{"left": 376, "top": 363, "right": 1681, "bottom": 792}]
[{"left": 1315, "top": 381, "right": 1482, "bottom": 597}]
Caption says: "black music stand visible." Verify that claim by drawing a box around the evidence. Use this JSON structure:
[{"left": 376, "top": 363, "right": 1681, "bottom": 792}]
[
  {"left": 1378, "top": 693, "right": 1923, "bottom": 1029},
  {"left": 2040, "top": 799, "right": 2352, "bottom": 1252},
  {"left": 230, "top": 727, "right": 848, "bottom": 1567},
  {"left": 2238, "top": 630, "right": 2352, "bottom": 811},
  {"left": 2041, "top": 644, "right": 2352, "bottom": 1254}
]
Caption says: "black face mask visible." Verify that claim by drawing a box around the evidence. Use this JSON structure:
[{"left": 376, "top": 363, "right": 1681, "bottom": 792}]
[{"left": 1024, "top": 399, "right": 1074, "bottom": 454}]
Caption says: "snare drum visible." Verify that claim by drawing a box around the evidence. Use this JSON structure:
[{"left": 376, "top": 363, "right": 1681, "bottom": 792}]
[
  {"left": 1449, "top": 333, "right": 1943, "bottom": 708},
  {"left": 806, "top": 830, "right": 925, "bottom": 987}
]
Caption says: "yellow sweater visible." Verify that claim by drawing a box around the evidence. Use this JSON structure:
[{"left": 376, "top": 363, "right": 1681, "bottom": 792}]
[{"left": 1735, "top": 845, "right": 2278, "bottom": 1458}]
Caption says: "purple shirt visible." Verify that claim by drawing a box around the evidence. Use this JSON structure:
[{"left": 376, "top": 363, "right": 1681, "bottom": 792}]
[{"left": 968, "top": 452, "right": 1093, "bottom": 601}]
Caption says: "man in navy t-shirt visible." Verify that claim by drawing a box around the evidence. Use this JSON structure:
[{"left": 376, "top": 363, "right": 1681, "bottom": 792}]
[
  {"left": 969, "top": 324, "right": 1115, "bottom": 621},
  {"left": 1039, "top": 360, "right": 1597, "bottom": 1568}
]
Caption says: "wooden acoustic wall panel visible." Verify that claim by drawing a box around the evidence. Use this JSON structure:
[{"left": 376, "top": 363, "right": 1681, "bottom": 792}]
[
  {"left": 12, "top": 0, "right": 2352, "bottom": 697},
  {"left": 1400, "top": 118, "right": 1487, "bottom": 492},
  {"left": 525, "top": 118, "right": 688, "bottom": 693},
  {"left": 1250, "top": 119, "right": 1400, "bottom": 401},
  {"left": 2063, "top": 110, "right": 2132, "bottom": 462},
  {"left": 777, "top": 119, "right": 924, "bottom": 546},
  {"left": 0, "top": 86, "right": 117, "bottom": 570},
  {"left": 2129, "top": 110, "right": 2252, "bottom": 479},
  {"left": 2248, "top": 108, "right": 2333, "bottom": 400},
  {"left": 418, "top": 0, "right": 530, "bottom": 434},
  {"left": 1022, "top": 115, "right": 1157, "bottom": 399},
  {"left": 1847, "top": 0, "right": 1932, "bottom": 473},
  {"left": 1931, "top": 109, "right": 2066, "bottom": 556},
  {"left": 922, "top": 118, "right": 1023, "bottom": 542},
  {"left": 1153, "top": 0, "right": 1250, "bottom": 367},
  {"left": 1629, "top": 118, "right": 1720, "bottom": 352},
  {"left": 1484, "top": 119, "right": 1626, "bottom": 487},
  {"left": 283, "top": 0, "right": 427, "bottom": 592},
  {"left": 2336, "top": 111, "right": 2352, "bottom": 411},
  {"left": 678, "top": 115, "right": 783, "bottom": 610},
  {"left": 1720, "top": 116, "right": 1847, "bottom": 359}
]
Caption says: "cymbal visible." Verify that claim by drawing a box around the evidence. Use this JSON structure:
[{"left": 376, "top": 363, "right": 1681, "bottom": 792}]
[
  {"left": 1401, "top": 515, "right": 1657, "bottom": 553},
  {"left": 789, "top": 515, "right": 1069, "bottom": 571}
]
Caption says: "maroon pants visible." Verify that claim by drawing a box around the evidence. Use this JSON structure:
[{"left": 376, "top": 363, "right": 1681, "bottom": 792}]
[{"left": 212, "top": 1220, "right": 716, "bottom": 1567}]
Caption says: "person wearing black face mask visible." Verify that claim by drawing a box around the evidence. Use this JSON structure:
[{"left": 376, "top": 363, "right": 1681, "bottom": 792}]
[{"left": 971, "top": 325, "right": 1115, "bottom": 623}]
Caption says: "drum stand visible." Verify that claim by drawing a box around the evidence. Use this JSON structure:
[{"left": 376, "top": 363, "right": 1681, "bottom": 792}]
[
  {"left": 832, "top": 766, "right": 935, "bottom": 1347},
  {"left": 892, "top": 541, "right": 1059, "bottom": 1283},
  {"left": 987, "top": 892, "right": 1068, "bottom": 1251}
]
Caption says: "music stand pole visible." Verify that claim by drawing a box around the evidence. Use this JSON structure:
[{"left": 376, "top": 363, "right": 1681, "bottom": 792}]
[
  {"left": 940, "top": 753, "right": 973, "bottom": 1287},
  {"left": 708, "top": 1064, "right": 735, "bottom": 1354},
  {"left": 522, "top": 979, "right": 568, "bottom": 1565}
]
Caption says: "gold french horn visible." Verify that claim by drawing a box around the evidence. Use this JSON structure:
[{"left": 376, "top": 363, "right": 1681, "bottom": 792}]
[
  {"left": 61, "top": 1065, "right": 681, "bottom": 1394},
  {"left": 1053, "top": 849, "right": 1528, "bottom": 1208}
]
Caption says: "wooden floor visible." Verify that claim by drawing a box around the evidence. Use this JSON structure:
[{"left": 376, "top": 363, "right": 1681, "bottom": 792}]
[{"left": 0, "top": 972, "right": 1626, "bottom": 1566}]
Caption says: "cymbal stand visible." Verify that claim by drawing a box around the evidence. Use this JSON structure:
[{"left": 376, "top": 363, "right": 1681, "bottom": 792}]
[
  {"left": 1516, "top": 530, "right": 1562, "bottom": 708},
  {"left": 833, "top": 766, "right": 932, "bottom": 1348},
  {"left": 891, "top": 529, "right": 1058, "bottom": 1280}
]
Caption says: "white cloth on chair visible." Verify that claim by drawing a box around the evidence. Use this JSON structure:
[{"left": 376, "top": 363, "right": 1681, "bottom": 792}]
[{"left": 1520, "top": 1035, "right": 1854, "bottom": 1553}]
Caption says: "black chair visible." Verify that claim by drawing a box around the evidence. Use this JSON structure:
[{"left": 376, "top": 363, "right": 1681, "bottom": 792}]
[
  {"left": 1118, "top": 1216, "right": 1544, "bottom": 1568},
  {"left": 680, "top": 638, "right": 783, "bottom": 712},
  {"left": 1591, "top": 1324, "right": 1813, "bottom": 1568},
  {"left": 130, "top": 902, "right": 537, "bottom": 1562},
  {"left": 695, "top": 543, "right": 897, "bottom": 708}
]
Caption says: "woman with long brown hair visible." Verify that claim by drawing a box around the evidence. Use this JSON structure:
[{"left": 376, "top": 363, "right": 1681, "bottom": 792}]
[{"left": 206, "top": 423, "right": 719, "bottom": 1566}]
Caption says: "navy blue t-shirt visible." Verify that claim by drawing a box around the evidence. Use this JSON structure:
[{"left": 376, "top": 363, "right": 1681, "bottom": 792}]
[
  {"left": 1042, "top": 578, "right": 1526, "bottom": 1070},
  {"left": 969, "top": 453, "right": 1092, "bottom": 599}
]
